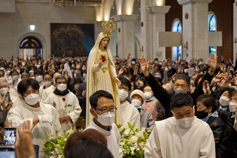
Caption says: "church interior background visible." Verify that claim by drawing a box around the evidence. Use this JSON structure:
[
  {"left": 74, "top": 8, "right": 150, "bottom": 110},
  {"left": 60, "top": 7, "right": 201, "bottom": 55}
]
[{"left": 0, "top": 0, "right": 236, "bottom": 63}]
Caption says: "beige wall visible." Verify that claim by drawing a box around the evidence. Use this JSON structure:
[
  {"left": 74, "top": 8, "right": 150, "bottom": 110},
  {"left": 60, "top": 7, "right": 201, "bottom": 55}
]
[{"left": 0, "top": 0, "right": 95, "bottom": 60}]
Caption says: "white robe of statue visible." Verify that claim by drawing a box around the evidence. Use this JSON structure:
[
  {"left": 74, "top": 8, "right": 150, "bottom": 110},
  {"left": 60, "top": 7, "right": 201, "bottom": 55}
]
[
  {"left": 86, "top": 32, "right": 120, "bottom": 126},
  {"left": 144, "top": 117, "right": 215, "bottom": 158}
]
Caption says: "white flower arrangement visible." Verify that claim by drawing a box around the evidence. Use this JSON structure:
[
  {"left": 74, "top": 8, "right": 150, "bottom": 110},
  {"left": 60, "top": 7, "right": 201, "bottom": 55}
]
[
  {"left": 119, "top": 122, "right": 152, "bottom": 158},
  {"left": 43, "top": 129, "right": 81, "bottom": 158}
]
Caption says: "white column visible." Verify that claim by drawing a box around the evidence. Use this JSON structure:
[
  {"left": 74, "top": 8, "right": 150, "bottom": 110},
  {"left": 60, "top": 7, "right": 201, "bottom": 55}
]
[
  {"left": 115, "top": 14, "right": 139, "bottom": 59},
  {"left": 178, "top": 0, "right": 212, "bottom": 62},
  {"left": 141, "top": 0, "right": 151, "bottom": 59},
  {"left": 147, "top": 5, "right": 170, "bottom": 61}
]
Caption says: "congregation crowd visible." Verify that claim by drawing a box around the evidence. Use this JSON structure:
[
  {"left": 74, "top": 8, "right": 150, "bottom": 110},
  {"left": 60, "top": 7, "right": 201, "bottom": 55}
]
[{"left": 0, "top": 52, "right": 237, "bottom": 158}]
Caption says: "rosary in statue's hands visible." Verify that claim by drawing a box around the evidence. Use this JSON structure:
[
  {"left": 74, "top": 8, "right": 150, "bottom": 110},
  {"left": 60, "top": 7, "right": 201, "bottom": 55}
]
[{"left": 114, "top": 77, "right": 121, "bottom": 86}]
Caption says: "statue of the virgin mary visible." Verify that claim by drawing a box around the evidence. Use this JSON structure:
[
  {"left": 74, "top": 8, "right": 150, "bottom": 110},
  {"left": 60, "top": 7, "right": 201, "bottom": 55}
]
[{"left": 86, "top": 17, "right": 121, "bottom": 126}]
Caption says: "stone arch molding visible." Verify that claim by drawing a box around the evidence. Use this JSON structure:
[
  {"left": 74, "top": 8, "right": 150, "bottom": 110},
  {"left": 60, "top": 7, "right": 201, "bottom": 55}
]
[
  {"left": 16, "top": 32, "right": 47, "bottom": 59},
  {"left": 115, "top": 0, "right": 135, "bottom": 15},
  {"left": 134, "top": 34, "right": 141, "bottom": 58}
]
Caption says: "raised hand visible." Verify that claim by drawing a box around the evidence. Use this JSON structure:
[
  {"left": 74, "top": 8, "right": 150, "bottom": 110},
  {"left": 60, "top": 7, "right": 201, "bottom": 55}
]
[
  {"left": 16, "top": 121, "right": 35, "bottom": 158},
  {"left": 234, "top": 74, "right": 237, "bottom": 86},
  {"left": 118, "top": 67, "right": 125, "bottom": 77},
  {"left": 172, "top": 73, "right": 177, "bottom": 82},
  {"left": 0, "top": 92, "right": 7, "bottom": 106},
  {"left": 139, "top": 57, "right": 149, "bottom": 76},
  {"left": 202, "top": 80, "right": 207, "bottom": 94},
  {"left": 133, "top": 69, "right": 138, "bottom": 76},
  {"left": 208, "top": 53, "right": 218, "bottom": 71},
  {"left": 149, "top": 68, "right": 154, "bottom": 74}
]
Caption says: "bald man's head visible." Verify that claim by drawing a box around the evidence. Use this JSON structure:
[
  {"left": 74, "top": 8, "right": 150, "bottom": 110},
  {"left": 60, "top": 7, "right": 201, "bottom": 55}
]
[
  {"left": 53, "top": 72, "right": 61, "bottom": 79},
  {"left": 53, "top": 72, "right": 61, "bottom": 85}
]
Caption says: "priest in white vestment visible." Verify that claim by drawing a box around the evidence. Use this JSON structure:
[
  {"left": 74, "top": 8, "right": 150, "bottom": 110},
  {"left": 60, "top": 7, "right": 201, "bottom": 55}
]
[
  {"left": 0, "top": 77, "right": 18, "bottom": 98},
  {"left": 41, "top": 72, "right": 60, "bottom": 102},
  {"left": 34, "top": 69, "right": 44, "bottom": 87},
  {"left": 0, "top": 80, "right": 21, "bottom": 109},
  {"left": 145, "top": 93, "right": 215, "bottom": 158},
  {"left": 118, "top": 77, "right": 140, "bottom": 128},
  {"left": 7, "top": 79, "right": 61, "bottom": 158},
  {"left": 39, "top": 73, "right": 53, "bottom": 99},
  {"left": 45, "top": 75, "right": 82, "bottom": 131},
  {"left": 85, "top": 90, "right": 122, "bottom": 158},
  {"left": 9, "top": 70, "right": 21, "bottom": 91}
]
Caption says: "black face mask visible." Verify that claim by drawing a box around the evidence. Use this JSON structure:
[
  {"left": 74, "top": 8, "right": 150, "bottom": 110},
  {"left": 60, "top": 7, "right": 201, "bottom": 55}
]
[{"left": 195, "top": 109, "right": 208, "bottom": 119}]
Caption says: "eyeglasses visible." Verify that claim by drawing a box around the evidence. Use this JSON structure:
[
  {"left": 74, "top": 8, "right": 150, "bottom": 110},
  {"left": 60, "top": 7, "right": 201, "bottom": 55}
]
[{"left": 96, "top": 107, "right": 117, "bottom": 114}]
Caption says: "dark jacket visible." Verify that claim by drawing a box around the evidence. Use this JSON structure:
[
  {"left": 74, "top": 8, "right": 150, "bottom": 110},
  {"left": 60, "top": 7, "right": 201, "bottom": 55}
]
[
  {"left": 156, "top": 100, "right": 165, "bottom": 121},
  {"left": 206, "top": 116, "right": 227, "bottom": 158},
  {"left": 218, "top": 109, "right": 237, "bottom": 158},
  {"left": 145, "top": 72, "right": 214, "bottom": 118},
  {"left": 76, "top": 82, "right": 86, "bottom": 119}
]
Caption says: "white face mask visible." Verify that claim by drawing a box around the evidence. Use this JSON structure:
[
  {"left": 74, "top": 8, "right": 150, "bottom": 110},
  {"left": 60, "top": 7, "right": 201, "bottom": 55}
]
[
  {"left": 219, "top": 96, "right": 229, "bottom": 106},
  {"left": 166, "top": 84, "right": 172, "bottom": 92},
  {"left": 174, "top": 88, "right": 187, "bottom": 94},
  {"left": 165, "top": 68, "right": 169, "bottom": 72},
  {"left": 229, "top": 101, "right": 237, "bottom": 112},
  {"left": 131, "top": 61, "right": 135, "bottom": 64},
  {"left": 24, "top": 94, "right": 40, "bottom": 105},
  {"left": 30, "top": 77, "right": 35, "bottom": 79},
  {"left": 74, "top": 74, "right": 77, "bottom": 78},
  {"left": 12, "top": 75, "right": 18, "bottom": 80},
  {"left": 131, "top": 99, "right": 141, "bottom": 107},
  {"left": 43, "top": 81, "right": 51, "bottom": 87},
  {"left": 195, "top": 68, "right": 199, "bottom": 72},
  {"left": 144, "top": 92, "right": 152, "bottom": 100},
  {"left": 94, "top": 110, "right": 115, "bottom": 126},
  {"left": 36, "top": 76, "right": 43, "bottom": 82},
  {"left": 139, "top": 82, "right": 144, "bottom": 87},
  {"left": 175, "top": 115, "right": 195, "bottom": 128},
  {"left": 155, "top": 75, "right": 161, "bottom": 78},
  {"left": 16, "top": 70, "right": 20, "bottom": 74},
  {"left": 198, "top": 62, "right": 203, "bottom": 65},
  {"left": 118, "top": 89, "right": 128, "bottom": 101},
  {"left": 6, "top": 70, "right": 10, "bottom": 75},
  {"left": 57, "top": 84, "right": 67, "bottom": 91},
  {"left": 29, "top": 71, "right": 34, "bottom": 74},
  {"left": 36, "top": 65, "right": 40, "bottom": 68},
  {"left": 0, "top": 88, "right": 8, "bottom": 95},
  {"left": 184, "top": 69, "right": 188, "bottom": 73}
]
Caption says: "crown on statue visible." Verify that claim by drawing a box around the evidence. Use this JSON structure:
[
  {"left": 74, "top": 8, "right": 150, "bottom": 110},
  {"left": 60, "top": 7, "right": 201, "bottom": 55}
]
[{"left": 102, "top": 16, "right": 116, "bottom": 36}]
